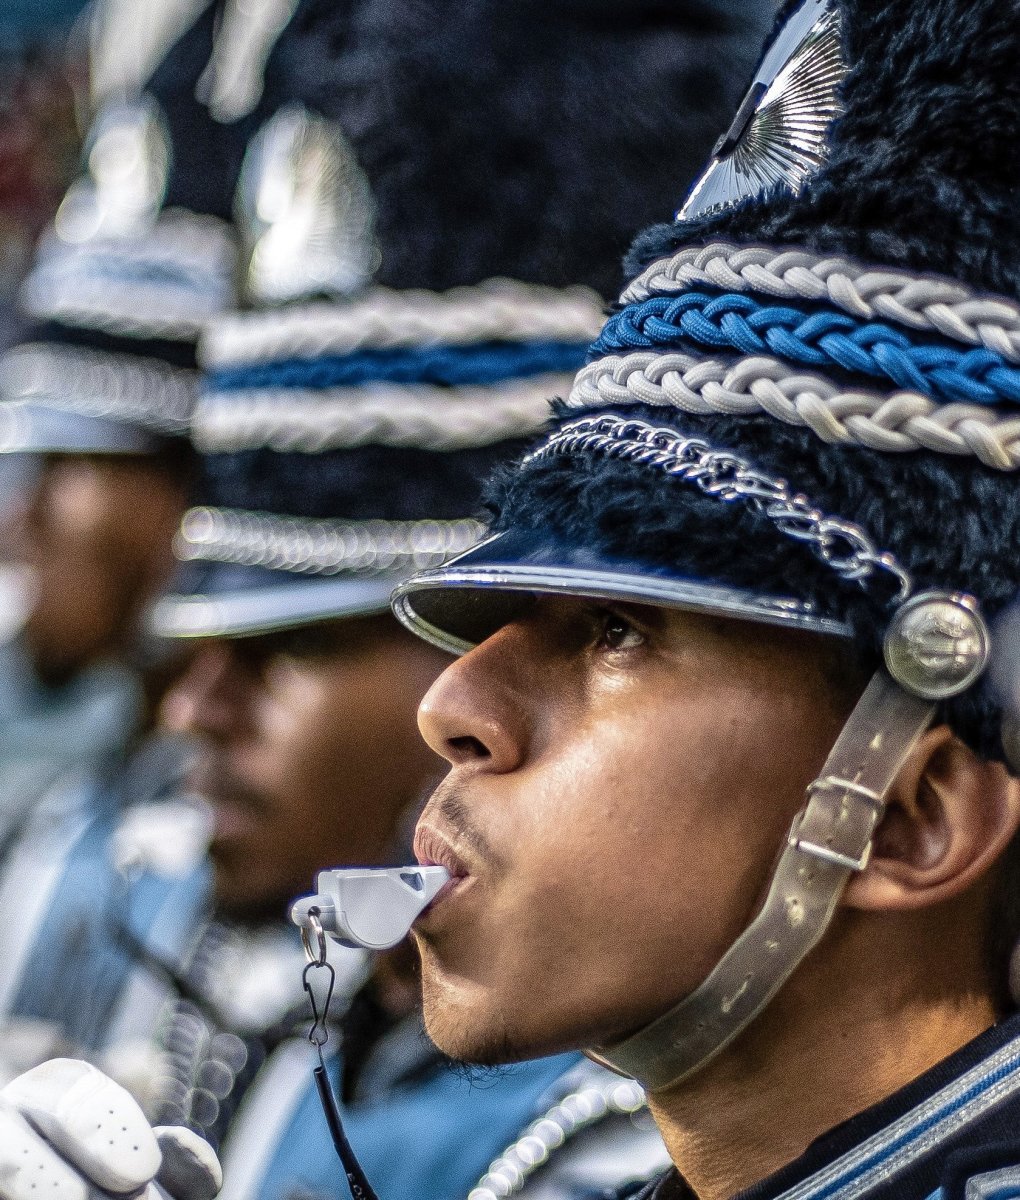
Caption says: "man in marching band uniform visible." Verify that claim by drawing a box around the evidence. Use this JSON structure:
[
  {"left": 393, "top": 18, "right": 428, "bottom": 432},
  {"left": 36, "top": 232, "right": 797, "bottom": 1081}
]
[
  {"left": 394, "top": 0, "right": 1020, "bottom": 1194},
  {"left": 228, "top": 0, "right": 1020, "bottom": 1194}
]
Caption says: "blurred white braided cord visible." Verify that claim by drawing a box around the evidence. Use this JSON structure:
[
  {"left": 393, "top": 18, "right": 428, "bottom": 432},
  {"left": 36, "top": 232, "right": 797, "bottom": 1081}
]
[
  {"left": 194, "top": 373, "right": 568, "bottom": 452},
  {"left": 200, "top": 280, "right": 606, "bottom": 367},
  {"left": 1, "top": 342, "right": 195, "bottom": 435},
  {"left": 176, "top": 507, "right": 485, "bottom": 576}
]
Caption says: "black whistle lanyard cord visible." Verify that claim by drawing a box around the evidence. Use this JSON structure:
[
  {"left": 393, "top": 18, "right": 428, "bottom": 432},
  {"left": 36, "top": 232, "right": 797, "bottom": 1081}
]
[{"left": 303, "top": 958, "right": 381, "bottom": 1200}]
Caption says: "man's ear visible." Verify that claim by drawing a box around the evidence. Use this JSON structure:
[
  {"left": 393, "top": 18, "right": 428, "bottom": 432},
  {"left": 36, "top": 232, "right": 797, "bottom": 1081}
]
[{"left": 843, "top": 725, "right": 1020, "bottom": 912}]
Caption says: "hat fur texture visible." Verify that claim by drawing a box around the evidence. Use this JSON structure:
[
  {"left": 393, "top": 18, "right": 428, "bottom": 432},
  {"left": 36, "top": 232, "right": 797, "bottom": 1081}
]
[
  {"left": 205, "top": 0, "right": 775, "bottom": 525},
  {"left": 487, "top": 401, "right": 1019, "bottom": 764},
  {"left": 264, "top": 0, "right": 774, "bottom": 298},
  {"left": 627, "top": 0, "right": 1020, "bottom": 295}
]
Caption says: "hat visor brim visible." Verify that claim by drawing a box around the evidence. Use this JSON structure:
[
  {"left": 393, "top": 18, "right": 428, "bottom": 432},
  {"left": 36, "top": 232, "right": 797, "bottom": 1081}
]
[{"left": 391, "top": 531, "right": 852, "bottom": 655}]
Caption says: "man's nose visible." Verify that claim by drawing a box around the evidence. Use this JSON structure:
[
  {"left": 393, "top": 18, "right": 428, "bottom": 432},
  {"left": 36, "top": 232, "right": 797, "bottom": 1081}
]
[
  {"left": 417, "top": 622, "right": 531, "bottom": 775},
  {"left": 161, "top": 640, "right": 246, "bottom": 740}
]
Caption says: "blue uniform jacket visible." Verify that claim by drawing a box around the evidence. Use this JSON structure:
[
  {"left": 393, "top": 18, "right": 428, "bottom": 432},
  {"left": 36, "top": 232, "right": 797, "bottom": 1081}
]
[{"left": 242, "top": 1045, "right": 580, "bottom": 1200}]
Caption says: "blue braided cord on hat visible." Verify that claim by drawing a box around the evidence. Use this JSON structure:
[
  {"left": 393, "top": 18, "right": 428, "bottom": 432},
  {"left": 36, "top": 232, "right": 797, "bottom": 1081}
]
[
  {"left": 592, "top": 294, "right": 1020, "bottom": 409},
  {"left": 206, "top": 341, "right": 591, "bottom": 394}
]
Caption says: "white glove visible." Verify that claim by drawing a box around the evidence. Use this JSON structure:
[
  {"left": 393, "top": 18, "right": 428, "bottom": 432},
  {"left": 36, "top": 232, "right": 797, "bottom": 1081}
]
[{"left": 0, "top": 1059, "right": 222, "bottom": 1200}]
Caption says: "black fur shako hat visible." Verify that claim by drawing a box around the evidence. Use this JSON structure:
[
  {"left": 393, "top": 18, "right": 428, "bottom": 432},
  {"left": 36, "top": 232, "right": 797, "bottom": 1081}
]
[
  {"left": 0, "top": 1, "right": 257, "bottom": 459},
  {"left": 155, "top": 0, "right": 773, "bottom": 639},
  {"left": 395, "top": 0, "right": 1020, "bottom": 770}
]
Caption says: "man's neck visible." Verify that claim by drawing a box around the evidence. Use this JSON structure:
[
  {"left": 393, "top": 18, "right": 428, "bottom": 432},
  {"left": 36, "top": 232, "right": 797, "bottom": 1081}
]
[{"left": 644, "top": 911, "right": 998, "bottom": 1200}]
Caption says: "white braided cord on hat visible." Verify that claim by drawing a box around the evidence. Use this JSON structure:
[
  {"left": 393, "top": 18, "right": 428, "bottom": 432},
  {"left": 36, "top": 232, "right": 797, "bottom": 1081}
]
[
  {"left": 200, "top": 279, "right": 606, "bottom": 367},
  {"left": 567, "top": 351, "right": 1020, "bottom": 470},
  {"left": 21, "top": 278, "right": 219, "bottom": 342},
  {"left": 1, "top": 342, "right": 196, "bottom": 435},
  {"left": 194, "top": 372, "right": 570, "bottom": 453},
  {"left": 176, "top": 506, "right": 486, "bottom": 577},
  {"left": 621, "top": 242, "right": 1020, "bottom": 363}
]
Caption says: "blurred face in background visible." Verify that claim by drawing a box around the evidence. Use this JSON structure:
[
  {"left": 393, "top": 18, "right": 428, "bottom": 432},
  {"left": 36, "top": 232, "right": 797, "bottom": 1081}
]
[
  {"left": 12, "top": 452, "right": 190, "bottom": 684},
  {"left": 162, "top": 613, "right": 451, "bottom": 923}
]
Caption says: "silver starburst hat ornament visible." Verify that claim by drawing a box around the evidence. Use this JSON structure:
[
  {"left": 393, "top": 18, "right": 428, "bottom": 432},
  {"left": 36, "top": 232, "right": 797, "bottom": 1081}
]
[
  {"left": 151, "top": 0, "right": 771, "bottom": 641},
  {"left": 392, "top": 0, "right": 1020, "bottom": 1090},
  {"left": 678, "top": 0, "right": 843, "bottom": 224}
]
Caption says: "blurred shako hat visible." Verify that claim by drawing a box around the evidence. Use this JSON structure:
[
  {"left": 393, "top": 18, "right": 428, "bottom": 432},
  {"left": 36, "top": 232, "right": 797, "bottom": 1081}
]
[
  {"left": 151, "top": 0, "right": 773, "bottom": 639},
  {"left": 0, "top": 0, "right": 287, "bottom": 458},
  {"left": 394, "top": 0, "right": 1020, "bottom": 1086}
]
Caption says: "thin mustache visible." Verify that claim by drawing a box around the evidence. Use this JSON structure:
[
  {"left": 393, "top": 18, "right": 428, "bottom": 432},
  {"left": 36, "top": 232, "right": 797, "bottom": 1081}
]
[{"left": 428, "top": 784, "right": 500, "bottom": 870}]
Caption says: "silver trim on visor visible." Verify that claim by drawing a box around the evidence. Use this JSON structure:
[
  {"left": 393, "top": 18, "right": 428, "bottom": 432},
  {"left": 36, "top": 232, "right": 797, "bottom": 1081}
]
[{"left": 391, "top": 559, "right": 853, "bottom": 656}]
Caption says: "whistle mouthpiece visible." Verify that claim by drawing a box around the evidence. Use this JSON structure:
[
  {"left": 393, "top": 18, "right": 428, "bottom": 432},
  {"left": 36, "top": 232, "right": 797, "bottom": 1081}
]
[{"left": 291, "top": 865, "right": 451, "bottom": 950}]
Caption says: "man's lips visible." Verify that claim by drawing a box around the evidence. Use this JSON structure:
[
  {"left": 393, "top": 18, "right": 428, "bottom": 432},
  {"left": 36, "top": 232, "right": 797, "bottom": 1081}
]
[
  {"left": 413, "top": 823, "right": 473, "bottom": 921},
  {"left": 186, "top": 770, "right": 269, "bottom": 847},
  {"left": 207, "top": 797, "right": 262, "bottom": 844},
  {"left": 188, "top": 761, "right": 268, "bottom": 814},
  {"left": 413, "top": 823, "right": 470, "bottom": 878}
]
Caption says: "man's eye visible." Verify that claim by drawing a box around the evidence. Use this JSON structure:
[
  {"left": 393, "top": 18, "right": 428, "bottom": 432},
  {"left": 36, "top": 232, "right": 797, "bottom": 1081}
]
[{"left": 599, "top": 611, "right": 644, "bottom": 651}]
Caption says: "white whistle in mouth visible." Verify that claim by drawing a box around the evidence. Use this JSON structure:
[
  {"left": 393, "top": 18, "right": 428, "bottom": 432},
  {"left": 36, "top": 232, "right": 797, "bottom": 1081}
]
[{"left": 291, "top": 865, "right": 451, "bottom": 950}]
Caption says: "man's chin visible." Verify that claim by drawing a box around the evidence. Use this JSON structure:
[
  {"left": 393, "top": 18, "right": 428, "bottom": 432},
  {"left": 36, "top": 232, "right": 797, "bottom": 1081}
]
[
  {"left": 422, "top": 1004, "right": 519, "bottom": 1067},
  {"left": 420, "top": 974, "right": 581, "bottom": 1068}
]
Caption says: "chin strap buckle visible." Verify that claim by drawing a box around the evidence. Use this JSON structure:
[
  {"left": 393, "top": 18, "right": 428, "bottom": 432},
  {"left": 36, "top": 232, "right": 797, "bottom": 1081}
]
[{"left": 789, "top": 776, "right": 887, "bottom": 873}]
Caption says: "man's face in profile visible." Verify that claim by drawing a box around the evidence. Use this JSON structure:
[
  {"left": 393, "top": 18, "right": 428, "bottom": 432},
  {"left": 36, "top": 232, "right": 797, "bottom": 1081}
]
[{"left": 411, "top": 597, "right": 855, "bottom": 1065}]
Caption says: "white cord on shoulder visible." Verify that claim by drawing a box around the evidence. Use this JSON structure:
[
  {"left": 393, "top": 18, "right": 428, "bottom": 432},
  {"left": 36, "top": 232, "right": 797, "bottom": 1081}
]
[
  {"left": 200, "top": 279, "right": 606, "bottom": 368},
  {"left": 194, "top": 372, "right": 571, "bottom": 453},
  {"left": 567, "top": 351, "right": 1020, "bottom": 471},
  {"left": 622, "top": 242, "right": 1020, "bottom": 363}
]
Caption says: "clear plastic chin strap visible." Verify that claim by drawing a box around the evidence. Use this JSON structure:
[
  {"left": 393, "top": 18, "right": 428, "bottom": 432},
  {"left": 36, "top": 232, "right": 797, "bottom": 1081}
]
[
  {"left": 587, "top": 670, "right": 934, "bottom": 1090},
  {"left": 589, "top": 591, "right": 992, "bottom": 1092}
]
